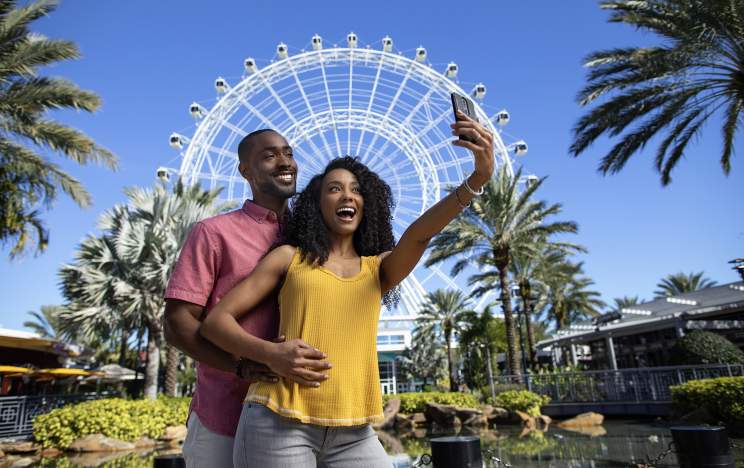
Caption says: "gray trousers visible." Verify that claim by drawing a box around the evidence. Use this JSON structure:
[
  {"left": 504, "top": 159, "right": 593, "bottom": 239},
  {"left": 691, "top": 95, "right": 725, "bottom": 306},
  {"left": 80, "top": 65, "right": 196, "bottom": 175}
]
[{"left": 233, "top": 403, "right": 392, "bottom": 468}]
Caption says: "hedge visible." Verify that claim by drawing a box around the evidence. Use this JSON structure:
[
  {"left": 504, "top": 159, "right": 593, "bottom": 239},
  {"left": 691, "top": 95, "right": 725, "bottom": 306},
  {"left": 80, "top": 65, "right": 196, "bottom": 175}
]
[
  {"left": 33, "top": 396, "right": 190, "bottom": 449},
  {"left": 670, "top": 330, "right": 744, "bottom": 365},
  {"left": 382, "top": 392, "right": 480, "bottom": 413},
  {"left": 494, "top": 390, "right": 550, "bottom": 417},
  {"left": 671, "top": 376, "right": 744, "bottom": 427}
]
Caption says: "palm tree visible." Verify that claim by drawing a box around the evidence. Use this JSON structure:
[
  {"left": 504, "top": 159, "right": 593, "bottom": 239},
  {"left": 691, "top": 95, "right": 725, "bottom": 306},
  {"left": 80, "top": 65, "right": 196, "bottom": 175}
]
[
  {"left": 23, "top": 305, "right": 64, "bottom": 339},
  {"left": 0, "top": 0, "right": 116, "bottom": 258},
  {"left": 610, "top": 296, "right": 643, "bottom": 313},
  {"left": 397, "top": 334, "right": 447, "bottom": 390},
  {"left": 427, "top": 166, "right": 580, "bottom": 376},
  {"left": 59, "top": 180, "right": 231, "bottom": 398},
  {"left": 571, "top": 0, "right": 744, "bottom": 185},
  {"left": 544, "top": 261, "right": 605, "bottom": 330},
  {"left": 458, "top": 306, "right": 506, "bottom": 397},
  {"left": 413, "top": 289, "right": 471, "bottom": 392},
  {"left": 654, "top": 271, "right": 717, "bottom": 297}
]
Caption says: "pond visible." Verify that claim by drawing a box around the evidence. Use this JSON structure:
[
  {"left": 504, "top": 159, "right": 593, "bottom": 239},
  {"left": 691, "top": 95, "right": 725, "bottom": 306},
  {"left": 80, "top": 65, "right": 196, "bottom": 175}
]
[{"left": 20, "top": 420, "right": 744, "bottom": 467}]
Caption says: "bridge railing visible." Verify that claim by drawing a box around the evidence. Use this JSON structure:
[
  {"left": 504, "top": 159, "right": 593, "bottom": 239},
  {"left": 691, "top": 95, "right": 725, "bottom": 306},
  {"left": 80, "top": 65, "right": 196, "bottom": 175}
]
[
  {"left": 494, "top": 364, "right": 744, "bottom": 403},
  {"left": 0, "top": 393, "right": 112, "bottom": 440}
]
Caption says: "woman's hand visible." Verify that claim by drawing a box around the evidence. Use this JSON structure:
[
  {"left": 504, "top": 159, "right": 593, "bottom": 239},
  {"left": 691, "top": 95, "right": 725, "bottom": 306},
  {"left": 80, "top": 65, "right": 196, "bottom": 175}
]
[{"left": 451, "top": 111, "right": 495, "bottom": 188}]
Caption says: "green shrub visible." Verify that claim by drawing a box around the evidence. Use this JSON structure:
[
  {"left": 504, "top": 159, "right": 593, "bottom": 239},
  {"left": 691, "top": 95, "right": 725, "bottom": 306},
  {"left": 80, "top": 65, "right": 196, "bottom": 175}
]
[
  {"left": 494, "top": 390, "right": 550, "bottom": 417},
  {"left": 33, "top": 396, "right": 190, "bottom": 449},
  {"left": 382, "top": 392, "right": 480, "bottom": 413},
  {"left": 671, "top": 376, "right": 744, "bottom": 426},
  {"left": 670, "top": 330, "right": 744, "bottom": 365}
]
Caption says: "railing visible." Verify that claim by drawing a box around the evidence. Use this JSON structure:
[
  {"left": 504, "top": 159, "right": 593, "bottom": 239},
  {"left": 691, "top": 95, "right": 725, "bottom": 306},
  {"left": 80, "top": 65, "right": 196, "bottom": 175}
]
[
  {"left": 0, "top": 393, "right": 111, "bottom": 440},
  {"left": 494, "top": 364, "right": 744, "bottom": 404}
]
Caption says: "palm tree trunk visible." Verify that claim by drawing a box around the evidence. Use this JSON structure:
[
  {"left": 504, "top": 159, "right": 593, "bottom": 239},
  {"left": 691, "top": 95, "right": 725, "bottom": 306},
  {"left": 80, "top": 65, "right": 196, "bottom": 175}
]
[
  {"left": 446, "top": 335, "right": 456, "bottom": 392},
  {"left": 164, "top": 343, "right": 180, "bottom": 397},
  {"left": 144, "top": 324, "right": 160, "bottom": 400},
  {"left": 498, "top": 266, "right": 522, "bottom": 376},
  {"left": 118, "top": 327, "right": 129, "bottom": 367}
]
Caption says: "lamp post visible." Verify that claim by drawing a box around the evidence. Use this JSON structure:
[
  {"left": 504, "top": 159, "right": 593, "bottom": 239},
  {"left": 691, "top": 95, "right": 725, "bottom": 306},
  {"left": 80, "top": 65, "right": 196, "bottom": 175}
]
[
  {"left": 481, "top": 342, "right": 496, "bottom": 403},
  {"left": 514, "top": 305, "right": 528, "bottom": 377}
]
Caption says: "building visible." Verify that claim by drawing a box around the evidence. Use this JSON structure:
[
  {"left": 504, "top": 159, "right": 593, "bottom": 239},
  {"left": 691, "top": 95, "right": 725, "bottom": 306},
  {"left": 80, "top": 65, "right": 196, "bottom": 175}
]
[{"left": 537, "top": 281, "right": 744, "bottom": 370}]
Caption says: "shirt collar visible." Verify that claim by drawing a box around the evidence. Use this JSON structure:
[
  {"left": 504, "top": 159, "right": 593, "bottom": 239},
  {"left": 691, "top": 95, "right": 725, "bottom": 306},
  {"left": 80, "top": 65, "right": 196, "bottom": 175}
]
[{"left": 242, "top": 200, "right": 280, "bottom": 224}]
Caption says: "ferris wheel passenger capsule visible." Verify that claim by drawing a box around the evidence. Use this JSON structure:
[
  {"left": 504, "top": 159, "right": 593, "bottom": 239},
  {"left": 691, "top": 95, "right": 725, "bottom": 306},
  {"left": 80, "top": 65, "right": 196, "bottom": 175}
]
[
  {"left": 513, "top": 140, "right": 528, "bottom": 156},
  {"left": 311, "top": 34, "right": 322, "bottom": 50},
  {"left": 156, "top": 167, "right": 170, "bottom": 182},
  {"left": 169, "top": 133, "right": 185, "bottom": 149},
  {"left": 347, "top": 32, "right": 358, "bottom": 48},
  {"left": 189, "top": 102, "right": 206, "bottom": 119},
  {"left": 495, "top": 110, "right": 510, "bottom": 126},
  {"left": 244, "top": 57, "right": 258, "bottom": 73},
  {"left": 277, "top": 42, "right": 288, "bottom": 58},
  {"left": 525, "top": 174, "right": 539, "bottom": 188},
  {"left": 415, "top": 46, "right": 427, "bottom": 62},
  {"left": 382, "top": 36, "right": 393, "bottom": 52},
  {"left": 215, "top": 77, "right": 228, "bottom": 93},
  {"left": 445, "top": 62, "right": 458, "bottom": 78},
  {"left": 472, "top": 83, "right": 486, "bottom": 99}
]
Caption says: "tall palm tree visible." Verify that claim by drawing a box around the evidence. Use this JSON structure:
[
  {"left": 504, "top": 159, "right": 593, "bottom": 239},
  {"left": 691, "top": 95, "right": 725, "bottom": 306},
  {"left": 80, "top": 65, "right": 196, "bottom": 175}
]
[
  {"left": 23, "top": 305, "right": 64, "bottom": 339},
  {"left": 654, "top": 271, "right": 717, "bottom": 297},
  {"left": 413, "top": 289, "right": 471, "bottom": 392},
  {"left": 544, "top": 261, "right": 605, "bottom": 330},
  {"left": 571, "top": 0, "right": 744, "bottom": 185},
  {"left": 397, "top": 334, "right": 447, "bottom": 390},
  {"left": 59, "top": 180, "right": 231, "bottom": 398},
  {"left": 0, "top": 0, "right": 116, "bottom": 258},
  {"left": 427, "top": 166, "right": 580, "bottom": 376},
  {"left": 610, "top": 296, "right": 643, "bottom": 313}
]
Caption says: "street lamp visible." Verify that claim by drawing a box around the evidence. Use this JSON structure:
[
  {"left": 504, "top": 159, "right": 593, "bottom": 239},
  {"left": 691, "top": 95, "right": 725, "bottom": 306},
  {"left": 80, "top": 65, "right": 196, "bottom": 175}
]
[{"left": 514, "top": 305, "right": 528, "bottom": 377}]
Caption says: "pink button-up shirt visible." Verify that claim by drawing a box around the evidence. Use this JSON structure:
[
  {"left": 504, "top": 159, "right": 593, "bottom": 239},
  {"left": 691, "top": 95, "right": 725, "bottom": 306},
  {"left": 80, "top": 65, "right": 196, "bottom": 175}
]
[{"left": 165, "top": 200, "right": 281, "bottom": 437}]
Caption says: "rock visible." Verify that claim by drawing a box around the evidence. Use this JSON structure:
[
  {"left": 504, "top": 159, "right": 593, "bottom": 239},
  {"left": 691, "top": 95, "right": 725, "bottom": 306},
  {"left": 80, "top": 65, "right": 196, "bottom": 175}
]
[
  {"left": 557, "top": 412, "right": 604, "bottom": 428},
  {"left": 0, "top": 449, "right": 4, "bottom": 458},
  {"left": 485, "top": 406, "right": 510, "bottom": 426},
  {"left": 10, "top": 458, "right": 35, "bottom": 467},
  {"left": 411, "top": 413, "right": 427, "bottom": 427},
  {"left": 68, "top": 434, "right": 136, "bottom": 452},
  {"left": 159, "top": 425, "right": 187, "bottom": 443},
  {"left": 372, "top": 398, "right": 400, "bottom": 430},
  {"left": 394, "top": 413, "right": 414, "bottom": 431},
  {"left": 66, "top": 451, "right": 136, "bottom": 466},
  {"left": 134, "top": 437, "right": 157, "bottom": 449},
  {"left": 560, "top": 425, "right": 607, "bottom": 437},
  {"left": 515, "top": 410, "right": 536, "bottom": 430},
  {"left": 424, "top": 403, "right": 461, "bottom": 427},
  {"left": 455, "top": 407, "right": 486, "bottom": 427},
  {"left": 40, "top": 448, "right": 61, "bottom": 457},
  {"left": 537, "top": 414, "right": 552, "bottom": 429},
  {"left": 0, "top": 443, "right": 37, "bottom": 454}
]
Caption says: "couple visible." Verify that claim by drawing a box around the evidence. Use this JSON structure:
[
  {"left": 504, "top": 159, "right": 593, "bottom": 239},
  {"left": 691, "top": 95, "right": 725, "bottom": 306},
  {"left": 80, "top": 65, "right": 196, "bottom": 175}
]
[{"left": 164, "top": 113, "right": 494, "bottom": 468}]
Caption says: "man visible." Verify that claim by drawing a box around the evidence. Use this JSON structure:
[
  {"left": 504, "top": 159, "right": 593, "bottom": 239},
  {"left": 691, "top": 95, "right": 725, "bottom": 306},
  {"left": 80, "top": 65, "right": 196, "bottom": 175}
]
[{"left": 164, "top": 129, "right": 331, "bottom": 468}]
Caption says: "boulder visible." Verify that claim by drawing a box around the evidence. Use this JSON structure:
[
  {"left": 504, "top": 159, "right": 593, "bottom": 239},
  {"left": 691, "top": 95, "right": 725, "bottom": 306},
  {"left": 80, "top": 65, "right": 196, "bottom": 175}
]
[
  {"left": 394, "top": 413, "right": 414, "bottom": 431},
  {"left": 456, "top": 408, "right": 487, "bottom": 427},
  {"left": 515, "top": 410, "right": 536, "bottom": 430},
  {"left": 484, "top": 406, "right": 510, "bottom": 426},
  {"left": 0, "top": 443, "right": 37, "bottom": 454},
  {"left": 134, "top": 437, "right": 157, "bottom": 449},
  {"left": 159, "top": 425, "right": 187, "bottom": 442},
  {"left": 410, "top": 412, "right": 427, "bottom": 427},
  {"left": 40, "top": 448, "right": 61, "bottom": 457},
  {"left": 372, "top": 398, "right": 400, "bottom": 430},
  {"left": 557, "top": 412, "right": 604, "bottom": 428},
  {"left": 537, "top": 414, "right": 552, "bottom": 429},
  {"left": 560, "top": 425, "right": 607, "bottom": 437},
  {"left": 424, "top": 403, "right": 461, "bottom": 427},
  {"left": 68, "top": 434, "right": 135, "bottom": 452},
  {"left": 10, "top": 458, "right": 35, "bottom": 467}
]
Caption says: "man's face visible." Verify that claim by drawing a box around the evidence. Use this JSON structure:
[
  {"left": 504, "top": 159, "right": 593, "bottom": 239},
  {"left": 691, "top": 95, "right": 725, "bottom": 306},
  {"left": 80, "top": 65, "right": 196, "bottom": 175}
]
[{"left": 239, "top": 132, "right": 298, "bottom": 201}]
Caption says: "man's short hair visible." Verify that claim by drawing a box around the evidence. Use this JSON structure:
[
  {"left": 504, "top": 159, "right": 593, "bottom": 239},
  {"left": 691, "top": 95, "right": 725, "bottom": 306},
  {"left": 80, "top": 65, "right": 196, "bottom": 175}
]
[{"left": 237, "top": 129, "right": 278, "bottom": 163}]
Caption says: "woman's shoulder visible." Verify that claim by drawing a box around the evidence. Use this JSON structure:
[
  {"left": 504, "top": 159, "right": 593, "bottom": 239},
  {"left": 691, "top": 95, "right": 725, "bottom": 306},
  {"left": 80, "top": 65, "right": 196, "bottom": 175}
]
[{"left": 265, "top": 244, "right": 297, "bottom": 268}]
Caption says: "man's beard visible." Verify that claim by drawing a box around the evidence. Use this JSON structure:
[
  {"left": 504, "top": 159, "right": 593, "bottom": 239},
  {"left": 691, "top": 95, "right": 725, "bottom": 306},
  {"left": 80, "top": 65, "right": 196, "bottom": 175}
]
[{"left": 256, "top": 179, "right": 296, "bottom": 200}]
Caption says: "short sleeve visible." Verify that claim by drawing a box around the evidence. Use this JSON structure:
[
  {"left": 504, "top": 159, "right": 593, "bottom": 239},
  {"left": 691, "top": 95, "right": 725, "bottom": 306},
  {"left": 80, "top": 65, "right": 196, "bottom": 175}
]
[{"left": 164, "top": 222, "right": 220, "bottom": 306}]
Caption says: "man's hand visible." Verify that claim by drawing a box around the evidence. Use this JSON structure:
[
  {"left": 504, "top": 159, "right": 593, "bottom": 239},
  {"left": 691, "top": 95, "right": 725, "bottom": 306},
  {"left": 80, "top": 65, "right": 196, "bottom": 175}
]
[{"left": 264, "top": 339, "right": 331, "bottom": 387}]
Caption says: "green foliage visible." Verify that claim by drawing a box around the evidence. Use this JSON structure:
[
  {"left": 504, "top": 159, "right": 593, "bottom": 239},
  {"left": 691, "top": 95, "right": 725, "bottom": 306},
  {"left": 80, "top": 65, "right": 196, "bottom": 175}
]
[
  {"left": 655, "top": 271, "right": 716, "bottom": 298},
  {"left": 33, "top": 396, "right": 190, "bottom": 449},
  {"left": 38, "top": 453, "right": 156, "bottom": 468},
  {"left": 670, "top": 330, "right": 744, "bottom": 366},
  {"left": 671, "top": 376, "right": 744, "bottom": 426},
  {"left": 494, "top": 390, "right": 550, "bottom": 417},
  {"left": 383, "top": 392, "right": 480, "bottom": 414},
  {"left": 495, "top": 429, "right": 556, "bottom": 456}
]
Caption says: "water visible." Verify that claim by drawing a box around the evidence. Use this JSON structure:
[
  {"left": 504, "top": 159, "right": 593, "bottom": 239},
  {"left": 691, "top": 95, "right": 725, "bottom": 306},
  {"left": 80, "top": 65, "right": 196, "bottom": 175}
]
[{"left": 18, "top": 420, "right": 744, "bottom": 467}]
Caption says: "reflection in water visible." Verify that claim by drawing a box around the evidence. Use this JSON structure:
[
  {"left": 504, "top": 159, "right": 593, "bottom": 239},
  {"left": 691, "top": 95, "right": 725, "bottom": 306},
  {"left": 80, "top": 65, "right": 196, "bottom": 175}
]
[{"left": 379, "top": 420, "right": 744, "bottom": 467}]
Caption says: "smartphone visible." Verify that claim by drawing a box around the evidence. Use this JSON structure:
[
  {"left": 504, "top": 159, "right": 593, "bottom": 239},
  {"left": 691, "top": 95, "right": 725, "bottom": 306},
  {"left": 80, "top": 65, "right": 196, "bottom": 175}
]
[{"left": 451, "top": 92, "right": 478, "bottom": 143}]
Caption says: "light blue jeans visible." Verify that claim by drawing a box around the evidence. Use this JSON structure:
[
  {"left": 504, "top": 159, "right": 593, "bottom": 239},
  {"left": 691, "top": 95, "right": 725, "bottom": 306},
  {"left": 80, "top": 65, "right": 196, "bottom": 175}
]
[{"left": 233, "top": 403, "right": 392, "bottom": 468}]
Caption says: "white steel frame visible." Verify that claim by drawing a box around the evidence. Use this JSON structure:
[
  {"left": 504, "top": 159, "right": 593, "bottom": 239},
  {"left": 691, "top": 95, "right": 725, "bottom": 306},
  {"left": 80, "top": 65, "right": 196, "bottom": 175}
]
[{"left": 171, "top": 38, "right": 515, "bottom": 321}]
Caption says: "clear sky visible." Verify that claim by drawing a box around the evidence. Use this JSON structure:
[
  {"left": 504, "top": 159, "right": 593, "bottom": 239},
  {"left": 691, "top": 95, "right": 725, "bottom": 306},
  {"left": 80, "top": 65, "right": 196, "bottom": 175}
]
[{"left": 1, "top": 1, "right": 742, "bottom": 330}]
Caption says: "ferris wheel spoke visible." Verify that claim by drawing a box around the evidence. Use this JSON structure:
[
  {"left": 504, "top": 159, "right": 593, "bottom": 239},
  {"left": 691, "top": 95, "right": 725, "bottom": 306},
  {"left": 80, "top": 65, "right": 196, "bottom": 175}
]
[
  {"left": 287, "top": 60, "right": 334, "bottom": 160},
  {"left": 363, "top": 60, "right": 415, "bottom": 156},
  {"left": 319, "top": 55, "right": 343, "bottom": 157},
  {"left": 346, "top": 49, "right": 354, "bottom": 156},
  {"left": 355, "top": 54, "right": 385, "bottom": 156}
]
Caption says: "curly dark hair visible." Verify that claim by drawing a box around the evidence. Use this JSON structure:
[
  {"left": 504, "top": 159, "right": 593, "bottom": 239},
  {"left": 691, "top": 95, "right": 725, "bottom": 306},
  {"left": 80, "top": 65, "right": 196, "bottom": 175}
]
[{"left": 283, "top": 156, "right": 399, "bottom": 308}]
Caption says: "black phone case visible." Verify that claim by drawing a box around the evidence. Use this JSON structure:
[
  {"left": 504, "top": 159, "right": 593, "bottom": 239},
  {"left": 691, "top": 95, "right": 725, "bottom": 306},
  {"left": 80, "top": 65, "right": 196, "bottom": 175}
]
[{"left": 450, "top": 92, "right": 477, "bottom": 143}]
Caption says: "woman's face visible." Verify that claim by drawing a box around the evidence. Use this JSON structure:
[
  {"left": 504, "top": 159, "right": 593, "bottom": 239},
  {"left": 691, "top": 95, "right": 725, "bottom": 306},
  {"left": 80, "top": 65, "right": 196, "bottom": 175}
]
[{"left": 319, "top": 168, "right": 365, "bottom": 236}]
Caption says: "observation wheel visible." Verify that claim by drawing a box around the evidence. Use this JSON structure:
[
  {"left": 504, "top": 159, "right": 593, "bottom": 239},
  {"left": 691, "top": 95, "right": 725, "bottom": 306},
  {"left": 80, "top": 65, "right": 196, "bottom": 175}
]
[{"left": 165, "top": 33, "right": 527, "bottom": 322}]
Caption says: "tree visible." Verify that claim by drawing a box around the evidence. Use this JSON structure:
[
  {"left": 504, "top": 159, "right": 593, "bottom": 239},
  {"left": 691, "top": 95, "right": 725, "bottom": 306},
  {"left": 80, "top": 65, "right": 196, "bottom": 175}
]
[
  {"left": 610, "top": 296, "right": 643, "bottom": 313},
  {"left": 59, "top": 180, "right": 231, "bottom": 398},
  {"left": 413, "top": 289, "right": 471, "bottom": 392},
  {"left": 571, "top": 0, "right": 744, "bottom": 186},
  {"left": 543, "top": 261, "right": 605, "bottom": 330},
  {"left": 458, "top": 306, "right": 506, "bottom": 395},
  {"left": 654, "top": 271, "right": 717, "bottom": 297},
  {"left": 0, "top": 0, "right": 116, "bottom": 258},
  {"left": 397, "top": 334, "right": 447, "bottom": 390},
  {"left": 23, "top": 305, "right": 63, "bottom": 339},
  {"left": 427, "top": 166, "right": 580, "bottom": 376}
]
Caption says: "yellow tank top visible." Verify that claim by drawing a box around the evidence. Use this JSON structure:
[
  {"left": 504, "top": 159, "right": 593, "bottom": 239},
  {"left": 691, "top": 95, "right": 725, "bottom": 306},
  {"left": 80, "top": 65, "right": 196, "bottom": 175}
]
[{"left": 246, "top": 249, "right": 384, "bottom": 426}]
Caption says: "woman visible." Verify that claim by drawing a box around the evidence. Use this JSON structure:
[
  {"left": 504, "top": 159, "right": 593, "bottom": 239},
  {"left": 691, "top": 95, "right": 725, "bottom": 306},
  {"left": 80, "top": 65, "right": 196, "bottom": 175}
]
[{"left": 200, "top": 112, "right": 494, "bottom": 467}]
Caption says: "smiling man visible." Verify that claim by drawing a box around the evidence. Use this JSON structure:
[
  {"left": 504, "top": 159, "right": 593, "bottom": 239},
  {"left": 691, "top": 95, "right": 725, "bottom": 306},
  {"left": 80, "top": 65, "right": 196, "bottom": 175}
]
[{"left": 164, "top": 129, "right": 331, "bottom": 468}]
